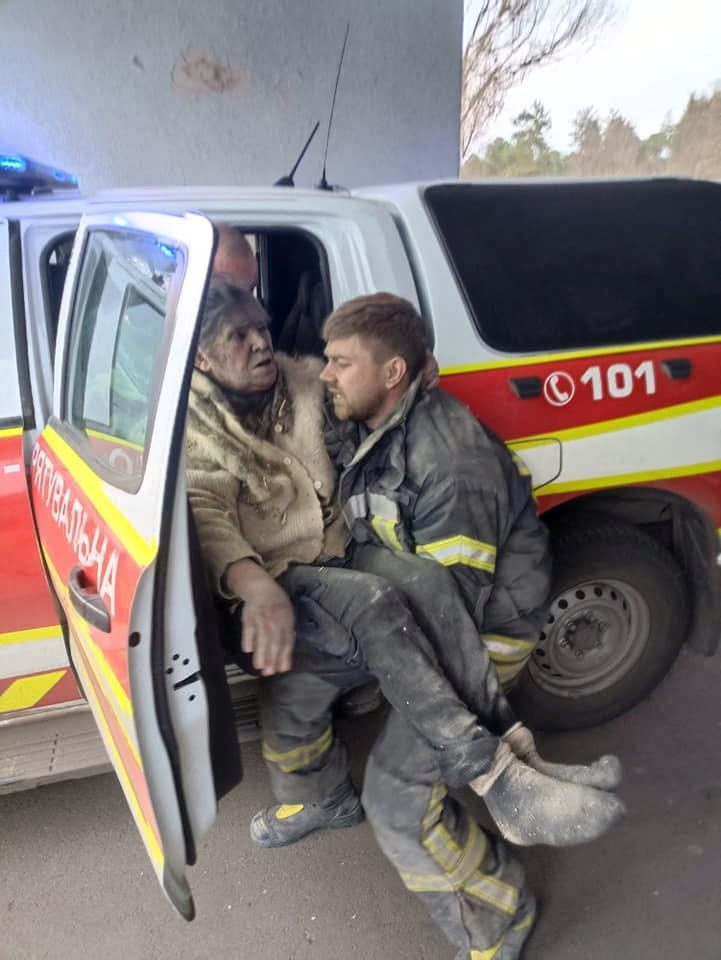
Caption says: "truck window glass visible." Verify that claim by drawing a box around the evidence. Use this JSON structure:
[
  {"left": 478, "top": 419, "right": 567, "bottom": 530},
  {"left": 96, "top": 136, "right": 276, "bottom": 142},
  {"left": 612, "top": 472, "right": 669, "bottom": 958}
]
[
  {"left": 423, "top": 180, "right": 721, "bottom": 353},
  {"left": 62, "top": 229, "right": 181, "bottom": 489},
  {"left": 41, "top": 231, "right": 76, "bottom": 356},
  {"left": 259, "top": 228, "right": 331, "bottom": 357}
]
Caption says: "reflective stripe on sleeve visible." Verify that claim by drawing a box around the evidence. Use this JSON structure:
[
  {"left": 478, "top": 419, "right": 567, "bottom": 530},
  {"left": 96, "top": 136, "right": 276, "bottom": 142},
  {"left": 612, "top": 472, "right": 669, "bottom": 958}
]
[
  {"left": 483, "top": 634, "right": 535, "bottom": 684},
  {"left": 416, "top": 535, "right": 496, "bottom": 572},
  {"left": 370, "top": 514, "right": 404, "bottom": 552},
  {"left": 371, "top": 516, "right": 403, "bottom": 553},
  {"left": 495, "top": 662, "right": 528, "bottom": 683},
  {"left": 510, "top": 451, "right": 531, "bottom": 477},
  {"left": 482, "top": 634, "right": 535, "bottom": 663},
  {"left": 344, "top": 494, "right": 367, "bottom": 521}
]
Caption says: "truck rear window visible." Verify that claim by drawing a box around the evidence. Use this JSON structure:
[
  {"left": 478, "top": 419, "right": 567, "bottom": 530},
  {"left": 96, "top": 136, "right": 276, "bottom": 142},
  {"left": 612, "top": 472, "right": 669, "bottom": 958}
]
[{"left": 424, "top": 180, "right": 721, "bottom": 353}]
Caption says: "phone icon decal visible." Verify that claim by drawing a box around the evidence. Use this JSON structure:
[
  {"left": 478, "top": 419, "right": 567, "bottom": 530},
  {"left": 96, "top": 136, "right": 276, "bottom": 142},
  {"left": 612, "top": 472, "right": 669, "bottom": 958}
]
[{"left": 543, "top": 371, "right": 575, "bottom": 407}]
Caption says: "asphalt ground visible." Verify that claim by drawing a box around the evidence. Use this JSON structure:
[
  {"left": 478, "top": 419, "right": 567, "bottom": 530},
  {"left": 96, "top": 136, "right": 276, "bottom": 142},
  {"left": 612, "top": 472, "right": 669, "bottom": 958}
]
[{"left": 2, "top": 645, "right": 720, "bottom": 960}]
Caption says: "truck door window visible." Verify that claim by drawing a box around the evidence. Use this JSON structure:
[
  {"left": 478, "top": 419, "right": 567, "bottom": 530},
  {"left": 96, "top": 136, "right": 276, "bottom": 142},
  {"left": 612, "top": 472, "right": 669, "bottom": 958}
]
[
  {"left": 424, "top": 180, "right": 721, "bottom": 353},
  {"left": 258, "top": 229, "right": 331, "bottom": 358},
  {"left": 41, "top": 231, "right": 76, "bottom": 356},
  {"left": 62, "top": 229, "right": 181, "bottom": 490}
]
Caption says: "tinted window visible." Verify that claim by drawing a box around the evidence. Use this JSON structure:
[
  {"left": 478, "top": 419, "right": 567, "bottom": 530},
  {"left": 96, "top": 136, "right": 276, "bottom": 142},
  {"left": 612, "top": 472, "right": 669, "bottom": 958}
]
[
  {"left": 63, "top": 229, "right": 180, "bottom": 488},
  {"left": 424, "top": 180, "right": 721, "bottom": 353}
]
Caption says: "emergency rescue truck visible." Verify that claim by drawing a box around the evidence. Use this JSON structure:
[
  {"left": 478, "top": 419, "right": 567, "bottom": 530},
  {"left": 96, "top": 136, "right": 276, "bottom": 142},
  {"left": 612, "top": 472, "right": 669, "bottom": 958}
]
[{"left": 2, "top": 154, "right": 720, "bottom": 917}]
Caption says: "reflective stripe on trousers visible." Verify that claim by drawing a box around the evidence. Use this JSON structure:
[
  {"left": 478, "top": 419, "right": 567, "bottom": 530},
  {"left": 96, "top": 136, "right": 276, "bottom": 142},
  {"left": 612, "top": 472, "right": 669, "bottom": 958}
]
[
  {"left": 262, "top": 725, "right": 334, "bottom": 774},
  {"left": 362, "top": 708, "right": 530, "bottom": 956}
]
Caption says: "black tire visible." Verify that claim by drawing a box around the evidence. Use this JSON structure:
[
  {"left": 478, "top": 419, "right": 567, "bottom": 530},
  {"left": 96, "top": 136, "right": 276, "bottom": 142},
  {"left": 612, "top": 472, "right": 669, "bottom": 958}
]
[{"left": 512, "top": 517, "right": 688, "bottom": 731}]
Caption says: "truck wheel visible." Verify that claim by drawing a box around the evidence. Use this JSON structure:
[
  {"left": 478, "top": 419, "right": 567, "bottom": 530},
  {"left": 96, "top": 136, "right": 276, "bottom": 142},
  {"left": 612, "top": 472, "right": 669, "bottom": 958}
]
[{"left": 513, "top": 518, "right": 688, "bottom": 731}]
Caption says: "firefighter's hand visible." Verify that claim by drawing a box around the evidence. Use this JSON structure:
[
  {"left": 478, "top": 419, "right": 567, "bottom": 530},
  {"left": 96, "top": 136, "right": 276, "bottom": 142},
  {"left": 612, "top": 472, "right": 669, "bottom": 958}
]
[{"left": 223, "top": 559, "right": 295, "bottom": 675}]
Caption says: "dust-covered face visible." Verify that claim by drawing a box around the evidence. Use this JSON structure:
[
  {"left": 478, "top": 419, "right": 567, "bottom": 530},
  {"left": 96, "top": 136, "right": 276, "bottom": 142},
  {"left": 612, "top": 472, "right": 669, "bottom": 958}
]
[
  {"left": 321, "top": 334, "right": 394, "bottom": 428},
  {"left": 196, "top": 303, "right": 276, "bottom": 394}
]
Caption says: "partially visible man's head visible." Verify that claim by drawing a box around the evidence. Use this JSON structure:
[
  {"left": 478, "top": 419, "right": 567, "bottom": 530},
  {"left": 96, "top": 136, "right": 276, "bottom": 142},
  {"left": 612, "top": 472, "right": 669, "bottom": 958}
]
[
  {"left": 213, "top": 225, "right": 259, "bottom": 293},
  {"left": 195, "top": 276, "right": 276, "bottom": 394},
  {"left": 321, "top": 293, "right": 428, "bottom": 429}
]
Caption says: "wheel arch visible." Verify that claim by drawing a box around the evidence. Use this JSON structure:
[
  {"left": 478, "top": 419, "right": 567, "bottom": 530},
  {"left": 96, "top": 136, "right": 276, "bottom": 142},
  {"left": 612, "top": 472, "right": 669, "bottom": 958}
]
[{"left": 542, "top": 485, "right": 721, "bottom": 656}]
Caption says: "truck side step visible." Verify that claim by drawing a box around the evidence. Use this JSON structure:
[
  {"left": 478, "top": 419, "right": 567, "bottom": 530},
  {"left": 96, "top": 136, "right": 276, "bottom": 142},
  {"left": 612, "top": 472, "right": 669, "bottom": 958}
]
[{"left": 1, "top": 669, "right": 260, "bottom": 793}]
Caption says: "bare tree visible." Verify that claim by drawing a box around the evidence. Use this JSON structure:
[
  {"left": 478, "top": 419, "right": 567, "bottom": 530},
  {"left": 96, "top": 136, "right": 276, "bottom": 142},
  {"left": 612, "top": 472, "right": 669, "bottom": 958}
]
[{"left": 462, "top": 0, "right": 616, "bottom": 157}]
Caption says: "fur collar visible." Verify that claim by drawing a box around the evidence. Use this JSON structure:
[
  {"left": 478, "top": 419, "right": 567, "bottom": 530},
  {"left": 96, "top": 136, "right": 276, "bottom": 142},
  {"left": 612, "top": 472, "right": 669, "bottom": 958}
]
[{"left": 187, "top": 353, "right": 329, "bottom": 489}]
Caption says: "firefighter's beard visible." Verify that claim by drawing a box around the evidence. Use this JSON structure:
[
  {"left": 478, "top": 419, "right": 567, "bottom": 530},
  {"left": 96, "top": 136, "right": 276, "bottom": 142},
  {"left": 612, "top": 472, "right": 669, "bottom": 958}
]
[{"left": 329, "top": 387, "right": 381, "bottom": 425}]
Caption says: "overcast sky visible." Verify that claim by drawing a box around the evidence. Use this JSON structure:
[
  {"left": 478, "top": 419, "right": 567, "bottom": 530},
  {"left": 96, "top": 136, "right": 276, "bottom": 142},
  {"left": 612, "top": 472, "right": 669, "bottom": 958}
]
[{"left": 474, "top": 0, "right": 721, "bottom": 152}]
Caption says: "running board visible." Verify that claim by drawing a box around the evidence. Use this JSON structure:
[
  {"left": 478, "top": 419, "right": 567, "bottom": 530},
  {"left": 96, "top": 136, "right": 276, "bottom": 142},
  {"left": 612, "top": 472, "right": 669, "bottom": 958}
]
[{"left": 1, "top": 669, "right": 260, "bottom": 794}]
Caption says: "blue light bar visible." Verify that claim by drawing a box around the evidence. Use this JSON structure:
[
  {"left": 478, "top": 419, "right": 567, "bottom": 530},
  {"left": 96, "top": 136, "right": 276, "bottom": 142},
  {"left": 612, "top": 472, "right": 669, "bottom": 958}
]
[
  {"left": 0, "top": 155, "right": 28, "bottom": 172},
  {"left": 0, "top": 153, "right": 78, "bottom": 199},
  {"left": 53, "top": 168, "right": 78, "bottom": 185}
]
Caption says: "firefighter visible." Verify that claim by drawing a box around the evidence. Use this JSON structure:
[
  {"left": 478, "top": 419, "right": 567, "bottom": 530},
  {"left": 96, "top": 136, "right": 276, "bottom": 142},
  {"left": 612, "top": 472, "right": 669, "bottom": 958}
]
[
  {"left": 186, "top": 278, "right": 624, "bottom": 960},
  {"left": 317, "top": 292, "right": 626, "bottom": 957},
  {"left": 212, "top": 224, "right": 258, "bottom": 292}
]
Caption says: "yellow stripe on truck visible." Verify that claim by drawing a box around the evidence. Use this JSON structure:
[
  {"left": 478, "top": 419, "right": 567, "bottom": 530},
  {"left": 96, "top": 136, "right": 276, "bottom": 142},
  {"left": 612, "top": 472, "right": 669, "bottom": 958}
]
[
  {"left": 85, "top": 428, "right": 144, "bottom": 452},
  {"left": 440, "top": 333, "right": 721, "bottom": 375},
  {"left": 0, "top": 625, "right": 63, "bottom": 645},
  {"left": 41, "top": 549, "right": 135, "bottom": 730},
  {"left": 510, "top": 394, "right": 721, "bottom": 446},
  {"left": 72, "top": 636, "right": 164, "bottom": 870},
  {"left": 540, "top": 458, "right": 721, "bottom": 498},
  {"left": 0, "top": 670, "right": 66, "bottom": 712},
  {"left": 43, "top": 426, "right": 157, "bottom": 568}
]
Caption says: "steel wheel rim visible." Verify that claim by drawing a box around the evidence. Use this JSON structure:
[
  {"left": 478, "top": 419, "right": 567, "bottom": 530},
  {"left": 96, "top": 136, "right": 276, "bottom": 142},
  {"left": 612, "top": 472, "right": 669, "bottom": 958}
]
[{"left": 528, "top": 578, "right": 650, "bottom": 698}]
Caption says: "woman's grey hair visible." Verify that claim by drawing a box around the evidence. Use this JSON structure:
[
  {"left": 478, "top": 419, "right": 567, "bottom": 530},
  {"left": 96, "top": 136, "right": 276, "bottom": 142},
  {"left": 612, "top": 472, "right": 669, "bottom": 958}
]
[{"left": 198, "top": 274, "right": 266, "bottom": 353}]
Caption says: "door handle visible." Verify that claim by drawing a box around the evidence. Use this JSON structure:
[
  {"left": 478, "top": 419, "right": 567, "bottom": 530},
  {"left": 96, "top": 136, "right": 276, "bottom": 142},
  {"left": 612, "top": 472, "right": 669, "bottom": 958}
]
[
  {"left": 68, "top": 565, "right": 111, "bottom": 633},
  {"left": 509, "top": 376, "right": 542, "bottom": 399},
  {"left": 661, "top": 358, "right": 692, "bottom": 380}
]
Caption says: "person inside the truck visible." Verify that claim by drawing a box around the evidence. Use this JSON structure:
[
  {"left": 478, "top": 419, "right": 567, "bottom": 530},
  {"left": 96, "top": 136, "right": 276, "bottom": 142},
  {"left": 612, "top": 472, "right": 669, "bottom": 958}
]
[
  {"left": 212, "top": 224, "right": 258, "bottom": 292},
  {"left": 185, "top": 276, "right": 625, "bottom": 960}
]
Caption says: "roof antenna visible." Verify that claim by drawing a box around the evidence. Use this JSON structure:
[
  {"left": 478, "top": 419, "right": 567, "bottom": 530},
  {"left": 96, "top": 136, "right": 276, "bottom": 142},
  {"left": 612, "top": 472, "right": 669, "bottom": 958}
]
[
  {"left": 274, "top": 120, "right": 320, "bottom": 187},
  {"left": 316, "top": 21, "right": 350, "bottom": 191}
]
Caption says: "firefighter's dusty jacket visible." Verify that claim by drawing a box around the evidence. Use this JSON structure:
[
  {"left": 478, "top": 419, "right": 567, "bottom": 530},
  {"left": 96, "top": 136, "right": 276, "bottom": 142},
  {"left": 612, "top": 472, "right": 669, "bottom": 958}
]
[
  {"left": 186, "top": 354, "right": 346, "bottom": 595},
  {"left": 328, "top": 378, "right": 552, "bottom": 682}
]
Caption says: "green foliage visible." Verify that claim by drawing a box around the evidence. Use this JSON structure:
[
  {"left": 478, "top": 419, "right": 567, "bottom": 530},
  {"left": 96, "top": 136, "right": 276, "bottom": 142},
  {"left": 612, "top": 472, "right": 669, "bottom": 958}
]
[
  {"left": 461, "top": 89, "right": 721, "bottom": 179},
  {"left": 462, "top": 101, "right": 564, "bottom": 178}
]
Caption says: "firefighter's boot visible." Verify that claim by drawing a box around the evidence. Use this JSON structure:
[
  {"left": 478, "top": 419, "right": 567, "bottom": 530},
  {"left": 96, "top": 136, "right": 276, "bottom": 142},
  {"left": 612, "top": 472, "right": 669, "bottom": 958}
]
[
  {"left": 503, "top": 722, "right": 622, "bottom": 791},
  {"left": 250, "top": 781, "right": 364, "bottom": 848},
  {"left": 470, "top": 743, "right": 625, "bottom": 847}
]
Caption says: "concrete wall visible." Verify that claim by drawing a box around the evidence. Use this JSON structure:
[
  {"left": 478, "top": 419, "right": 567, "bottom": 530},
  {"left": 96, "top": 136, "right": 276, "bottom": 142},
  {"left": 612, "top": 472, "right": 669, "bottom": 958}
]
[{"left": 1, "top": 0, "right": 462, "bottom": 193}]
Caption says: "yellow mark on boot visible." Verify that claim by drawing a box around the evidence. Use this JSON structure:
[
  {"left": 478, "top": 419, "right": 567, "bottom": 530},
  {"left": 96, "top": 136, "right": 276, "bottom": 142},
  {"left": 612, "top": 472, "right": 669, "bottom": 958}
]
[{"left": 276, "top": 804, "right": 304, "bottom": 820}]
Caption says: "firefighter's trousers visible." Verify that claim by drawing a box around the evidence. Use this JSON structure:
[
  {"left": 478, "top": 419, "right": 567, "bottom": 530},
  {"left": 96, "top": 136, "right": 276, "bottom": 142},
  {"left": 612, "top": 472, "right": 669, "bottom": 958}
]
[{"left": 261, "top": 546, "right": 529, "bottom": 955}]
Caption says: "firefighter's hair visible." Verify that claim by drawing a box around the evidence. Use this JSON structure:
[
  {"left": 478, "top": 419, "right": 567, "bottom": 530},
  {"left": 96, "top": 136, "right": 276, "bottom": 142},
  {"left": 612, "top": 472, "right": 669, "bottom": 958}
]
[
  {"left": 322, "top": 292, "right": 428, "bottom": 380},
  {"left": 198, "top": 275, "right": 268, "bottom": 353}
]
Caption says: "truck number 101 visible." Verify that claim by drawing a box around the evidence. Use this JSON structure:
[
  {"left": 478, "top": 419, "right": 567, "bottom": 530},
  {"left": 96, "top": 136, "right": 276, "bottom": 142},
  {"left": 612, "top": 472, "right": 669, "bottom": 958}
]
[{"left": 580, "top": 361, "right": 656, "bottom": 400}]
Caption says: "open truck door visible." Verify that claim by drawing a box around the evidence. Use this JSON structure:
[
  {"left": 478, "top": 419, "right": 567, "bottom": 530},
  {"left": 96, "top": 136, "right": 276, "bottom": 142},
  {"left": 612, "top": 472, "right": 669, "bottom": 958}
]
[{"left": 29, "top": 210, "right": 241, "bottom": 919}]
